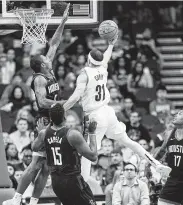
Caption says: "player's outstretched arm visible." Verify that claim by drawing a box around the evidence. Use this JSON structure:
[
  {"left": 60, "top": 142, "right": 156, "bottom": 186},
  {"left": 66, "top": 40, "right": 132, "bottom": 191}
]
[
  {"left": 63, "top": 69, "right": 87, "bottom": 111},
  {"left": 153, "top": 129, "right": 173, "bottom": 160},
  {"left": 34, "top": 76, "right": 57, "bottom": 108},
  {"left": 46, "top": 3, "right": 70, "bottom": 62},
  {"left": 102, "top": 34, "right": 118, "bottom": 67},
  {"left": 32, "top": 129, "right": 46, "bottom": 152},
  {"left": 67, "top": 121, "right": 98, "bottom": 162}
]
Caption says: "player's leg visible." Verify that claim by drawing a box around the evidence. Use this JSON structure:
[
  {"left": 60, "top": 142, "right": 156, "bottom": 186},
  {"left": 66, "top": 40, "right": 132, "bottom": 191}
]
[
  {"left": 105, "top": 106, "right": 169, "bottom": 170},
  {"left": 30, "top": 159, "right": 49, "bottom": 205},
  {"left": 158, "top": 199, "right": 181, "bottom": 205},
  {"left": 81, "top": 114, "right": 107, "bottom": 182},
  {"left": 157, "top": 178, "right": 182, "bottom": 205},
  {"left": 10, "top": 155, "right": 44, "bottom": 205},
  {"left": 75, "top": 175, "right": 96, "bottom": 205},
  {"left": 51, "top": 174, "right": 75, "bottom": 205}
]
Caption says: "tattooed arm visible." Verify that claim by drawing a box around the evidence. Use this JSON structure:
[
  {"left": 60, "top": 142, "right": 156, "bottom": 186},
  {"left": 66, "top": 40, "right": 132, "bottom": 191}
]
[
  {"left": 34, "top": 76, "right": 57, "bottom": 108},
  {"left": 32, "top": 129, "right": 46, "bottom": 152},
  {"left": 46, "top": 3, "right": 70, "bottom": 62},
  {"left": 154, "top": 129, "right": 173, "bottom": 161}
]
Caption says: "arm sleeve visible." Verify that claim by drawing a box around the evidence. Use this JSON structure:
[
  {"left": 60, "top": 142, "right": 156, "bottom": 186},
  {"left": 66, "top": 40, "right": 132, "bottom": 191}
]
[
  {"left": 102, "top": 45, "right": 114, "bottom": 68},
  {"left": 63, "top": 70, "right": 87, "bottom": 111}
]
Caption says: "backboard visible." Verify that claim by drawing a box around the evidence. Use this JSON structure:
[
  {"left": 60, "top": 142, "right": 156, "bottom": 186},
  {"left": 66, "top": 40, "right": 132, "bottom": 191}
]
[{"left": 0, "top": 0, "right": 103, "bottom": 30}]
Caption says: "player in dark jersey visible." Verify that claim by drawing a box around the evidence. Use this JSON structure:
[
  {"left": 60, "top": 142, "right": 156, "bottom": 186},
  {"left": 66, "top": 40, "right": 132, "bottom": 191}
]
[
  {"left": 2, "top": 4, "right": 70, "bottom": 205},
  {"left": 154, "top": 110, "right": 183, "bottom": 205},
  {"left": 32, "top": 103, "right": 97, "bottom": 205}
]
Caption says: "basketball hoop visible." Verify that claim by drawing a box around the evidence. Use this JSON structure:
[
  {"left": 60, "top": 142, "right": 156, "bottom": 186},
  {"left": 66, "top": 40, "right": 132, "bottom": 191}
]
[{"left": 14, "top": 8, "right": 54, "bottom": 44}]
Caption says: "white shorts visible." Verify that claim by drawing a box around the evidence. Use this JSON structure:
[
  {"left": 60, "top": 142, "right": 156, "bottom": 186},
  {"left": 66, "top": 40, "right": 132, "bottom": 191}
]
[
  {"left": 85, "top": 105, "right": 126, "bottom": 149},
  {"left": 32, "top": 151, "right": 46, "bottom": 157}
]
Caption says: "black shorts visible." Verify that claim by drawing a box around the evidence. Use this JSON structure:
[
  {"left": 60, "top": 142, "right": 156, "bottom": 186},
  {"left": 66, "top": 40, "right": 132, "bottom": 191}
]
[
  {"left": 159, "top": 176, "right": 183, "bottom": 204},
  {"left": 51, "top": 173, "right": 96, "bottom": 205}
]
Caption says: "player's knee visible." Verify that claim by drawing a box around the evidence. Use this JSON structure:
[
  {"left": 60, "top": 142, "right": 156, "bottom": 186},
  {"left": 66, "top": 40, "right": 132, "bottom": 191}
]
[{"left": 31, "top": 156, "right": 45, "bottom": 170}]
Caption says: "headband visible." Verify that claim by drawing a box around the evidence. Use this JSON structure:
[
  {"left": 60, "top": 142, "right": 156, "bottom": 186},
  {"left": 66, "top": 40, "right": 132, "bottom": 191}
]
[{"left": 88, "top": 52, "right": 103, "bottom": 66}]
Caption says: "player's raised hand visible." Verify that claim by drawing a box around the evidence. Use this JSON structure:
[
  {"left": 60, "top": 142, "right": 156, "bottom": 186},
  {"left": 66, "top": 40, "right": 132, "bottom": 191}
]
[
  {"left": 36, "top": 118, "right": 46, "bottom": 133},
  {"left": 62, "top": 3, "right": 70, "bottom": 22},
  {"left": 108, "top": 34, "right": 118, "bottom": 45},
  {"left": 156, "top": 163, "right": 172, "bottom": 177},
  {"left": 88, "top": 119, "right": 97, "bottom": 134}
]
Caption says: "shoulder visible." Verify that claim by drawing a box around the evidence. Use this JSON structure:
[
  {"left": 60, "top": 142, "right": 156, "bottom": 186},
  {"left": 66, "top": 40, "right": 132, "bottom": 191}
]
[
  {"left": 34, "top": 75, "right": 47, "bottom": 87},
  {"left": 34, "top": 74, "right": 47, "bottom": 82},
  {"left": 77, "top": 69, "right": 88, "bottom": 84},
  {"left": 67, "top": 129, "right": 82, "bottom": 144}
]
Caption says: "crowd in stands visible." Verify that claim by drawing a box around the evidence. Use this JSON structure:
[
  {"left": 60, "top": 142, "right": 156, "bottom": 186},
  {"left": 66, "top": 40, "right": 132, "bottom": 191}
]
[{"left": 0, "top": 1, "right": 183, "bottom": 205}]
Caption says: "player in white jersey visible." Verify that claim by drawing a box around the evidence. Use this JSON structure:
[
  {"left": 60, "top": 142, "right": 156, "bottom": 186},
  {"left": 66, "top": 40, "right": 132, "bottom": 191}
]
[{"left": 63, "top": 35, "right": 171, "bottom": 181}]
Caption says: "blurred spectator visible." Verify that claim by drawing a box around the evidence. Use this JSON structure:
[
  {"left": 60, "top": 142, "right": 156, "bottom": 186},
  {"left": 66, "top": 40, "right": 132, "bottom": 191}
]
[
  {"left": 69, "top": 54, "right": 87, "bottom": 76},
  {"left": 17, "top": 56, "right": 32, "bottom": 82},
  {"left": 131, "top": 1, "right": 154, "bottom": 24},
  {"left": 127, "top": 61, "right": 154, "bottom": 96},
  {"left": 138, "top": 139, "right": 150, "bottom": 151},
  {"left": 5, "top": 142, "right": 20, "bottom": 164},
  {"left": 112, "top": 58, "right": 128, "bottom": 97},
  {"left": 157, "top": 2, "right": 181, "bottom": 29},
  {"left": 9, "top": 118, "right": 30, "bottom": 153},
  {"left": 7, "top": 163, "right": 18, "bottom": 189},
  {"left": 10, "top": 108, "right": 35, "bottom": 133},
  {"left": 55, "top": 63, "right": 67, "bottom": 90},
  {"left": 76, "top": 44, "right": 86, "bottom": 56},
  {"left": 8, "top": 85, "right": 31, "bottom": 113},
  {"left": 142, "top": 28, "right": 163, "bottom": 62},
  {"left": 106, "top": 148, "right": 124, "bottom": 185},
  {"left": 57, "top": 29, "right": 78, "bottom": 54},
  {"left": 109, "top": 87, "right": 123, "bottom": 113},
  {"left": 92, "top": 37, "right": 108, "bottom": 52},
  {"left": 105, "top": 170, "right": 123, "bottom": 205},
  {"left": 90, "top": 164, "right": 106, "bottom": 185},
  {"left": 107, "top": 79, "right": 116, "bottom": 90},
  {"left": 62, "top": 72, "right": 76, "bottom": 99},
  {"left": 149, "top": 84, "right": 175, "bottom": 124},
  {"left": 6, "top": 49, "right": 16, "bottom": 83},
  {"left": 0, "top": 53, "right": 8, "bottom": 84},
  {"left": 2, "top": 132, "right": 12, "bottom": 147},
  {"left": 98, "top": 138, "right": 114, "bottom": 170},
  {"left": 118, "top": 97, "right": 135, "bottom": 123},
  {"left": 65, "top": 110, "right": 82, "bottom": 132},
  {"left": 0, "top": 73, "right": 31, "bottom": 109},
  {"left": 14, "top": 168, "right": 24, "bottom": 184},
  {"left": 112, "top": 162, "right": 150, "bottom": 205},
  {"left": 0, "top": 41, "right": 5, "bottom": 55},
  {"left": 30, "top": 100, "right": 39, "bottom": 118},
  {"left": 15, "top": 147, "right": 32, "bottom": 171},
  {"left": 126, "top": 111, "right": 152, "bottom": 143}
]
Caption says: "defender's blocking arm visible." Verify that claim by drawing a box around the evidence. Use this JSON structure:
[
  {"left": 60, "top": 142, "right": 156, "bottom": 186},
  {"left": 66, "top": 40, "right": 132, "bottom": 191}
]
[{"left": 46, "top": 3, "right": 70, "bottom": 62}]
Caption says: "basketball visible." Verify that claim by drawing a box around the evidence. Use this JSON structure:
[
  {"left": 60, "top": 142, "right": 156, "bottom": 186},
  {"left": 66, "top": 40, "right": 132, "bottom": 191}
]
[{"left": 98, "top": 20, "right": 118, "bottom": 40}]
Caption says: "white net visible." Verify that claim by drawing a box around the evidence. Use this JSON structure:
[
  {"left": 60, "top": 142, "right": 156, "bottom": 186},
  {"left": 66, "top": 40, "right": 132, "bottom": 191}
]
[{"left": 15, "top": 9, "right": 54, "bottom": 44}]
